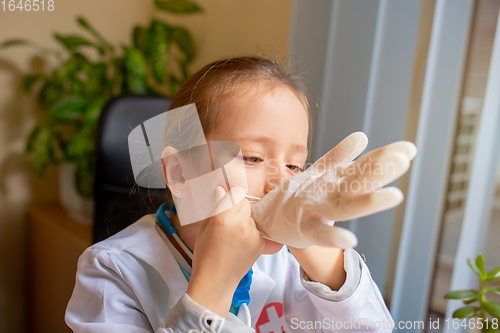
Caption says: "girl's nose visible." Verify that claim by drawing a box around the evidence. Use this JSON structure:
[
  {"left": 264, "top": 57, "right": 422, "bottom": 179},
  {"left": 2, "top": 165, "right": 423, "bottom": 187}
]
[{"left": 264, "top": 164, "right": 290, "bottom": 194}]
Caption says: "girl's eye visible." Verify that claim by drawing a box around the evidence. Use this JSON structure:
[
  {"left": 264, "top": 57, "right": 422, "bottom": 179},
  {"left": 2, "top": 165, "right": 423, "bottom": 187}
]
[
  {"left": 287, "top": 164, "right": 304, "bottom": 173},
  {"left": 243, "top": 156, "right": 263, "bottom": 164}
]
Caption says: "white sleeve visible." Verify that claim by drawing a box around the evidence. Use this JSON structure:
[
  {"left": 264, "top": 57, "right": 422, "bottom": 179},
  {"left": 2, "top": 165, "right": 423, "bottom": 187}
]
[
  {"left": 65, "top": 248, "right": 255, "bottom": 333},
  {"left": 161, "top": 294, "right": 254, "bottom": 333},
  {"left": 284, "top": 248, "right": 394, "bottom": 333},
  {"left": 300, "top": 248, "right": 361, "bottom": 301},
  {"left": 65, "top": 248, "right": 153, "bottom": 333}
]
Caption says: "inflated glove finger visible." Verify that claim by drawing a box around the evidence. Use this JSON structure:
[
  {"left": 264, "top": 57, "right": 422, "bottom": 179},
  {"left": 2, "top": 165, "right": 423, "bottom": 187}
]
[
  {"left": 309, "top": 132, "right": 368, "bottom": 174},
  {"left": 335, "top": 141, "right": 416, "bottom": 178},
  {"left": 310, "top": 186, "right": 404, "bottom": 221},
  {"left": 337, "top": 152, "right": 410, "bottom": 197},
  {"left": 302, "top": 216, "right": 358, "bottom": 248}
]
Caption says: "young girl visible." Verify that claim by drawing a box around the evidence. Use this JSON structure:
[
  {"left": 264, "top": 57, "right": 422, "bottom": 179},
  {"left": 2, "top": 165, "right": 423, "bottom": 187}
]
[{"left": 66, "top": 56, "right": 409, "bottom": 332}]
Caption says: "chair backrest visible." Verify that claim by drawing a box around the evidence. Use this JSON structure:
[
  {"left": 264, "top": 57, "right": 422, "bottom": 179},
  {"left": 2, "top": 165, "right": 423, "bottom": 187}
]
[{"left": 93, "top": 95, "right": 171, "bottom": 243}]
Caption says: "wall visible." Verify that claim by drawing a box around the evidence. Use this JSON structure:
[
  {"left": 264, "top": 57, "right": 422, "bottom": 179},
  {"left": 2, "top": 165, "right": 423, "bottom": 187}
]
[
  {"left": 0, "top": 0, "right": 291, "bottom": 331},
  {"left": 162, "top": 0, "right": 292, "bottom": 71}
]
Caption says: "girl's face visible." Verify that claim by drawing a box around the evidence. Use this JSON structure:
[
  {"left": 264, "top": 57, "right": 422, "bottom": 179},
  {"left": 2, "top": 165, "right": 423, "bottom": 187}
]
[{"left": 206, "top": 85, "right": 310, "bottom": 254}]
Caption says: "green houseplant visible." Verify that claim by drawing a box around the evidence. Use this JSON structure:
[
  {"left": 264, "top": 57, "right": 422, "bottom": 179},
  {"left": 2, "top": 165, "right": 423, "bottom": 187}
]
[
  {"left": 0, "top": 0, "right": 202, "bottom": 201},
  {"left": 444, "top": 254, "right": 500, "bottom": 332}
]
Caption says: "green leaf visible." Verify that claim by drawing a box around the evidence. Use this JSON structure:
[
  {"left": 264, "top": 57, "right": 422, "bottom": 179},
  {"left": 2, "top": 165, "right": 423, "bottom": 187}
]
[
  {"left": 75, "top": 154, "right": 94, "bottom": 198},
  {"left": 485, "top": 276, "right": 500, "bottom": 284},
  {"left": 54, "top": 34, "right": 93, "bottom": 51},
  {"left": 0, "top": 39, "right": 29, "bottom": 50},
  {"left": 476, "top": 255, "right": 487, "bottom": 278},
  {"left": 48, "top": 96, "right": 88, "bottom": 122},
  {"left": 452, "top": 306, "right": 479, "bottom": 319},
  {"left": 111, "top": 56, "right": 126, "bottom": 81},
  {"left": 85, "top": 63, "right": 107, "bottom": 97},
  {"left": 133, "top": 26, "right": 149, "bottom": 55},
  {"left": 85, "top": 97, "right": 107, "bottom": 124},
  {"left": 54, "top": 62, "right": 80, "bottom": 84},
  {"left": 148, "top": 21, "right": 170, "bottom": 83},
  {"left": 169, "top": 75, "right": 182, "bottom": 95},
  {"left": 483, "top": 300, "right": 500, "bottom": 319},
  {"left": 463, "top": 298, "right": 479, "bottom": 305},
  {"left": 76, "top": 16, "right": 94, "bottom": 31},
  {"left": 39, "top": 81, "right": 64, "bottom": 108},
  {"left": 468, "top": 258, "right": 483, "bottom": 278},
  {"left": 109, "top": 56, "right": 126, "bottom": 94},
  {"left": 444, "top": 290, "right": 478, "bottom": 300},
  {"left": 76, "top": 16, "right": 114, "bottom": 52},
  {"left": 112, "top": 56, "right": 125, "bottom": 72},
  {"left": 488, "top": 266, "right": 500, "bottom": 278},
  {"left": 485, "top": 286, "right": 500, "bottom": 296},
  {"left": 25, "top": 125, "right": 41, "bottom": 153},
  {"left": 126, "top": 78, "right": 147, "bottom": 95},
  {"left": 54, "top": 53, "right": 89, "bottom": 83},
  {"left": 179, "top": 58, "right": 189, "bottom": 79},
  {"left": 145, "top": 84, "right": 163, "bottom": 97},
  {"left": 22, "top": 74, "right": 44, "bottom": 92},
  {"left": 30, "top": 126, "right": 55, "bottom": 176},
  {"left": 155, "top": 0, "right": 203, "bottom": 14},
  {"left": 0, "top": 39, "right": 59, "bottom": 56},
  {"left": 124, "top": 47, "right": 148, "bottom": 94},
  {"left": 76, "top": 16, "right": 91, "bottom": 30},
  {"left": 171, "top": 26, "right": 195, "bottom": 63},
  {"left": 70, "top": 80, "right": 85, "bottom": 96},
  {"left": 64, "top": 125, "right": 94, "bottom": 160}
]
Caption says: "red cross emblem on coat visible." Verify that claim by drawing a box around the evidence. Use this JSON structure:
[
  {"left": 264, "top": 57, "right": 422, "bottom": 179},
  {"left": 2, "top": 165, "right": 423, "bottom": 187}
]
[{"left": 256, "top": 302, "right": 284, "bottom": 333}]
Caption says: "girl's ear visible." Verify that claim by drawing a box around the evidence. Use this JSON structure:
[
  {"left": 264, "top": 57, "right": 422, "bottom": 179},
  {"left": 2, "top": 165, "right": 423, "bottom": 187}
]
[{"left": 161, "top": 146, "right": 190, "bottom": 197}]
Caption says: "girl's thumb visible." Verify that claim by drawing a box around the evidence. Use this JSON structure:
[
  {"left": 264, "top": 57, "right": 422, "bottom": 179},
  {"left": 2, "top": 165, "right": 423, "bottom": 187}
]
[
  {"left": 215, "top": 185, "right": 227, "bottom": 201},
  {"left": 212, "top": 186, "right": 245, "bottom": 216}
]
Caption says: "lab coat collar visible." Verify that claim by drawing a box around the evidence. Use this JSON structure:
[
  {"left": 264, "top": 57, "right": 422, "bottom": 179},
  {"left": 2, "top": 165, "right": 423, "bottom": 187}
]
[
  {"left": 245, "top": 260, "right": 276, "bottom": 320},
  {"left": 124, "top": 214, "right": 189, "bottom": 309},
  {"left": 123, "top": 214, "right": 277, "bottom": 319}
]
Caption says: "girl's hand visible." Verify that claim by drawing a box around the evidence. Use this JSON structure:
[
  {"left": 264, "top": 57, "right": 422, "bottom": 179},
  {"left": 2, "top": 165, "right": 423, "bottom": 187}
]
[
  {"left": 187, "top": 186, "right": 265, "bottom": 317},
  {"left": 251, "top": 132, "right": 417, "bottom": 249}
]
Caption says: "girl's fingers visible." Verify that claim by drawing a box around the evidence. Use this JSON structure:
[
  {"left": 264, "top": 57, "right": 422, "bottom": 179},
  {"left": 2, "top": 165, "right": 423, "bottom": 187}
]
[
  {"left": 309, "top": 132, "right": 368, "bottom": 174},
  {"left": 212, "top": 186, "right": 246, "bottom": 216},
  {"left": 334, "top": 141, "right": 416, "bottom": 179},
  {"left": 336, "top": 152, "right": 410, "bottom": 197},
  {"left": 362, "top": 141, "right": 416, "bottom": 161},
  {"left": 215, "top": 185, "right": 227, "bottom": 201},
  {"left": 383, "top": 141, "right": 417, "bottom": 160},
  {"left": 208, "top": 185, "right": 227, "bottom": 216},
  {"left": 303, "top": 217, "right": 358, "bottom": 248},
  {"left": 312, "top": 186, "right": 404, "bottom": 221}
]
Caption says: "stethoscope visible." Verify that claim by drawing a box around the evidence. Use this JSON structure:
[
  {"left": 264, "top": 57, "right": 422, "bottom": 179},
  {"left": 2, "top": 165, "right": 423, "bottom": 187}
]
[{"left": 156, "top": 203, "right": 253, "bottom": 326}]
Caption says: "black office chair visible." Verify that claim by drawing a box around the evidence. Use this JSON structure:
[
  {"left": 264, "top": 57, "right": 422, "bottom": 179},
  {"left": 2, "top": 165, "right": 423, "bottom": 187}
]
[{"left": 93, "top": 95, "right": 171, "bottom": 244}]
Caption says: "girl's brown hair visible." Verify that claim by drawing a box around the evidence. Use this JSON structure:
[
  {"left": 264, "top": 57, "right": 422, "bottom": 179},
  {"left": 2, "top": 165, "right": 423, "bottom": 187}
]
[{"left": 165, "top": 56, "right": 311, "bottom": 203}]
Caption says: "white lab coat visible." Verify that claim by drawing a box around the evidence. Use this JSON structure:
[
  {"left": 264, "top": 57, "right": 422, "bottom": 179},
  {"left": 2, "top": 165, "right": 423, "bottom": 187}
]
[{"left": 65, "top": 213, "right": 394, "bottom": 332}]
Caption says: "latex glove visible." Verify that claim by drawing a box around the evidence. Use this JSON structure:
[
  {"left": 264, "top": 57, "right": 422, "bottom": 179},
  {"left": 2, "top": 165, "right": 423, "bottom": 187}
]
[{"left": 250, "top": 132, "right": 417, "bottom": 249}]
